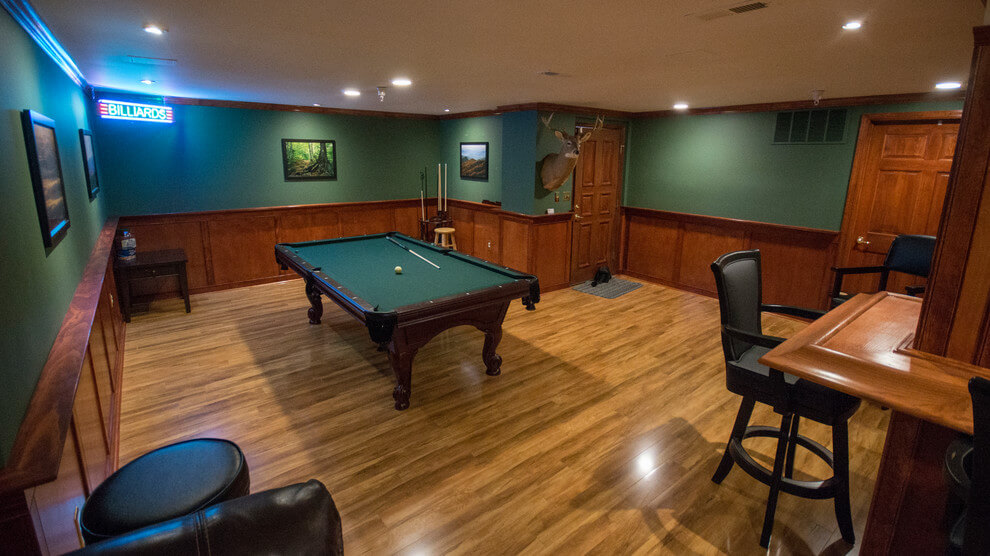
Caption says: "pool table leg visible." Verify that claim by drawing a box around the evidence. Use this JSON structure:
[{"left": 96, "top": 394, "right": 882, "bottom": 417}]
[
  {"left": 387, "top": 346, "right": 415, "bottom": 410},
  {"left": 304, "top": 278, "right": 323, "bottom": 324},
  {"left": 482, "top": 327, "right": 503, "bottom": 376},
  {"left": 481, "top": 302, "right": 510, "bottom": 376}
]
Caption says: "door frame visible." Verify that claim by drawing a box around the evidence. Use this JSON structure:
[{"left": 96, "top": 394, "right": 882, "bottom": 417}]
[
  {"left": 568, "top": 120, "right": 627, "bottom": 283},
  {"left": 835, "top": 110, "right": 963, "bottom": 269}
]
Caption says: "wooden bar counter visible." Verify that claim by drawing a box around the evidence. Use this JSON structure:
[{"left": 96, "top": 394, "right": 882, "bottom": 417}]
[
  {"left": 760, "top": 291, "right": 990, "bottom": 552},
  {"left": 762, "top": 292, "right": 990, "bottom": 434}
]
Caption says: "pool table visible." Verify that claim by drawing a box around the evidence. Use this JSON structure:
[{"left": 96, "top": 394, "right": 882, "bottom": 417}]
[{"left": 275, "top": 232, "right": 540, "bottom": 410}]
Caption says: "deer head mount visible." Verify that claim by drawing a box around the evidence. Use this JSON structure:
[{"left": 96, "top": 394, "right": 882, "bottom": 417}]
[{"left": 539, "top": 113, "right": 605, "bottom": 191}]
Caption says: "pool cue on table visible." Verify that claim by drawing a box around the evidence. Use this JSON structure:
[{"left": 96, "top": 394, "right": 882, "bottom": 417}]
[{"left": 387, "top": 235, "right": 440, "bottom": 269}]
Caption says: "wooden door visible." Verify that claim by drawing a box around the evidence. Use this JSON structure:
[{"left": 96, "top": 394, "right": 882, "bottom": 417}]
[
  {"left": 570, "top": 125, "right": 624, "bottom": 283},
  {"left": 837, "top": 113, "right": 960, "bottom": 296}
]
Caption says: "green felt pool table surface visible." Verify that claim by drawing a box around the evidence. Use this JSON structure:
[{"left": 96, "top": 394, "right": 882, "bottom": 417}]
[{"left": 279, "top": 233, "right": 523, "bottom": 312}]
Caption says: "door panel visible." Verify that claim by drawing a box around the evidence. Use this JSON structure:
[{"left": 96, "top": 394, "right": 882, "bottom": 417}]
[
  {"left": 569, "top": 126, "right": 624, "bottom": 283},
  {"left": 839, "top": 118, "right": 959, "bottom": 297}
]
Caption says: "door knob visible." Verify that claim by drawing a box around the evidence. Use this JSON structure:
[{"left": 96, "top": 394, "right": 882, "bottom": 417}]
[{"left": 856, "top": 236, "right": 870, "bottom": 246}]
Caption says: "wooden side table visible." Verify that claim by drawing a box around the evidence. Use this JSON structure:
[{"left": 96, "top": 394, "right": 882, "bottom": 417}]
[{"left": 114, "top": 248, "right": 191, "bottom": 322}]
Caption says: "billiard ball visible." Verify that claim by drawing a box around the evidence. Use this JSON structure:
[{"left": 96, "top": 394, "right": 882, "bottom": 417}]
[{"left": 394, "top": 266, "right": 403, "bottom": 274}]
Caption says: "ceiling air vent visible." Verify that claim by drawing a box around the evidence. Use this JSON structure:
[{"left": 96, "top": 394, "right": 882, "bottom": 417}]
[
  {"left": 127, "top": 55, "right": 177, "bottom": 66},
  {"left": 693, "top": 2, "right": 770, "bottom": 22},
  {"left": 729, "top": 2, "right": 768, "bottom": 14},
  {"left": 774, "top": 109, "right": 847, "bottom": 144}
]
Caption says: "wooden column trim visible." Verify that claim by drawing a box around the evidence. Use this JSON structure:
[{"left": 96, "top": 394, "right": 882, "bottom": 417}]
[
  {"left": 0, "top": 218, "right": 119, "bottom": 495},
  {"left": 915, "top": 25, "right": 990, "bottom": 359}
]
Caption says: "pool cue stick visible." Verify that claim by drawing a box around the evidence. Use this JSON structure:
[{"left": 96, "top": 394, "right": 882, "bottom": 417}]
[
  {"left": 387, "top": 235, "right": 440, "bottom": 269},
  {"left": 420, "top": 189, "right": 425, "bottom": 220},
  {"left": 444, "top": 163, "right": 448, "bottom": 211},
  {"left": 437, "top": 163, "right": 441, "bottom": 211}
]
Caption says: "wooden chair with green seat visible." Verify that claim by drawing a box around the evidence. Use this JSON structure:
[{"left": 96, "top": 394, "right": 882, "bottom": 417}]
[{"left": 710, "top": 249, "right": 862, "bottom": 548}]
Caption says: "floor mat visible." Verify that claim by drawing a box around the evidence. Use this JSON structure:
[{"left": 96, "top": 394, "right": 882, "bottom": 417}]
[{"left": 571, "top": 277, "right": 643, "bottom": 299}]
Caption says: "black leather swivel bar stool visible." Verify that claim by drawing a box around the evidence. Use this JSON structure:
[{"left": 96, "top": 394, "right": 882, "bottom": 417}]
[
  {"left": 79, "top": 438, "right": 250, "bottom": 544},
  {"left": 945, "top": 376, "right": 990, "bottom": 555},
  {"left": 829, "top": 234, "right": 935, "bottom": 308},
  {"left": 710, "top": 250, "right": 862, "bottom": 548}
]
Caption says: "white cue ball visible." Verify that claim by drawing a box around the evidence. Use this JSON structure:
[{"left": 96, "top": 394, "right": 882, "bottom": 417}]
[{"left": 394, "top": 266, "right": 403, "bottom": 274}]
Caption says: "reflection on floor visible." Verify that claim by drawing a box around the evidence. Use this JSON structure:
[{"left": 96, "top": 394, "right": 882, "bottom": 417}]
[{"left": 119, "top": 278, "right": 888, "bottom": 555}]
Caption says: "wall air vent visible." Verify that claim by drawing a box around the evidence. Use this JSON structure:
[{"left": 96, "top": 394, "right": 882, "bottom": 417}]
[
  {"left": 728, "top": 2, "right": 768, "bottom": 14},
  {"left": 773, "top": 109, "right": 847, "bottom": 144}
]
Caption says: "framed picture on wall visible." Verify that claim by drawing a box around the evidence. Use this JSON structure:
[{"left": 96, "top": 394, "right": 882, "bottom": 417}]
[
  {"left": 21, "top": 110, "right": 70, "bottom": 249},
  {"left": 282, "top": 139, "right": 337, "bottom": 181},
  {"left": 460, "top": 142, "right": 488, "bottom": 180},
  {"left": 79, "top": 129, "right": 100, "bottom": 200}
]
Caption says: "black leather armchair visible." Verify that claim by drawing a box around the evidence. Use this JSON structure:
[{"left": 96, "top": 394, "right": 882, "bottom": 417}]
[
  {"left": 829, "top": 234, "right": 935, "bottom": 308},
  {"left": 68, "top": 480, "right": 344, "bottom": 556},
  {"left": 710, "top": 249, "right": 861, "bottom": 548}
]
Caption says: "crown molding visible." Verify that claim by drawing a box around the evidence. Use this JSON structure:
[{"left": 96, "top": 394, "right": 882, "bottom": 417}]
[{"left": 2, "top": 0, "right": 86, "bottom": 88}]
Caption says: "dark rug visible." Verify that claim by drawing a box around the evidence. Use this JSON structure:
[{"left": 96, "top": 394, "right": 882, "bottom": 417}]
[{"left": 572, "top": 277, "right": 643, "bottom": 299}]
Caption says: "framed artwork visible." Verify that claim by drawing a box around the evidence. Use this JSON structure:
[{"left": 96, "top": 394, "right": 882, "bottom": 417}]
[
  {"left": 460, "top": 142, "right": 489, "bottom": 180},
  {"left": 79, "top": 129, "right": 100, "bottom": 200},
  {"left": 282, "top": 139, "right": 337, "bottom": 180},
  {"left": 21, "top": 110, "right": 70, "bottom": 249}
]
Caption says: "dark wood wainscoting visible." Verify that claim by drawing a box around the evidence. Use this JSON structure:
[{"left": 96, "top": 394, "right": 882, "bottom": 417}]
[
  {"left": 446, "top": 200, "right": 573, "bottom": 292},
  {"left": 620, "top": 207, "right": 839, "bottom": 310},
  {"left": 0, "top": 219, "right": 126, "bottom": 555},
  {"left": 118, "top": 200, "right": 424, "bottom": 298},
  {"left": 119, "top": 199, "right": 575, "bottom": 299}
]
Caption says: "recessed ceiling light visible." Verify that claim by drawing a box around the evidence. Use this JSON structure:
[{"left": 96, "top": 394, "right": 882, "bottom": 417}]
[
  {"left": 673, "top": 103, "right": 689, "bottom": 110},
  {"left": 935, "top": 81, "right": 962, "bottom": 90},
  {"left": 443, "top": 108, "right": 451, "bottom": 112},
  {"left": 842, "top": 21, "right": 862, "bottom": 30},
  {"left": 143, "top": 24, "right": 165, "bottom": 35},
  {"left": 140, "top": 79, "right": 155, "bottom": 85},
  {"left": 343, "top": 89, "right": 360, "bottom": 97},
  {"left": 391, "top": 78, "right": 412, "bottom": 86},
  {"left": 313, "top": 103, "right": 321, "bottom": 107}
]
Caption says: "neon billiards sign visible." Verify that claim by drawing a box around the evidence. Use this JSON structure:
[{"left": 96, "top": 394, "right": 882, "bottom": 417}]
[{"left": 98, "top": 100, "right": 174, "bottom": 123}]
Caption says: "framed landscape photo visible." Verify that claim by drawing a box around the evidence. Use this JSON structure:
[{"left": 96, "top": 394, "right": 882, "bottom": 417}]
[
  {"left": 79, "top": 129, "right": 100, "bottom": 200},
  {"left": 21, "top": 110, "right": 70, "bottom": 249},
  {"left": 460, "top": 142, "right": 488, "bottom": 180},
  {"left": 282, "top": 139, "right": 337, "bottom": 181}
]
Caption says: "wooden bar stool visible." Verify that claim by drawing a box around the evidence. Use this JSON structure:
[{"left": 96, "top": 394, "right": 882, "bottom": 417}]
[{"left": 434, "top": 227, "right": 457, "bottom": 250}]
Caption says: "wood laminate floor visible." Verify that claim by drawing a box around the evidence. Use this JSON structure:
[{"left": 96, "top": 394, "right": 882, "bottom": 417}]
[{"left": 119, "top": 278, "right": 888, "bottom": 555}]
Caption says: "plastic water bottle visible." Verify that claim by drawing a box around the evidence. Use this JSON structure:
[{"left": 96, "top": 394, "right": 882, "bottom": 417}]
[{"left": 117, "top": 230, "right": 136, "bottom": 262}]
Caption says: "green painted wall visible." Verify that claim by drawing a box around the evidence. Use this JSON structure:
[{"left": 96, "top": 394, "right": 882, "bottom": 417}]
[
  {"left": 624, "top": 101, "right": 963, "bottom": 230},
  {"left": 0, "top": 10, "right": 108, "bottom": 464},
  {"left": 439, "top": 115, "right": 501, "bottom": 204},
  {"left": 500, "top": 111, "right": 538, "bottom": 214},
  {"left": 94, "top": 102, "right": 442, "bottom": 215}
]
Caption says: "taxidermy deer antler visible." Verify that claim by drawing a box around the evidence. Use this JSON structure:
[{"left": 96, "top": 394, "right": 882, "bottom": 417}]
[{"left": 539, "top": 113, "right": 605, "bottom": 191}]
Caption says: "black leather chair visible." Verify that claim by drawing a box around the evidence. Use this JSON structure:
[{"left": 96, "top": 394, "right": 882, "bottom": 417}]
[
  {"left": 945, "top": 376, "right": 990, "bottom": 555},
  {"left": 710, "top": 249, "right": 861, "bottom": 548},
  {"left": 829, "top": 234, "right": 936, "bottom": 308},
  {"left": 68, "top": 480, "right": 344, "bottom": 555}
]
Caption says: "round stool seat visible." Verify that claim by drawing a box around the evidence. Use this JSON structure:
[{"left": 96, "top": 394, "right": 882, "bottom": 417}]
[
  {"left": 434, "top": 227, "right": 457, "bottom": 249},
  {"left": 80, "top": 438, "right": 249, "bottom": 544}
]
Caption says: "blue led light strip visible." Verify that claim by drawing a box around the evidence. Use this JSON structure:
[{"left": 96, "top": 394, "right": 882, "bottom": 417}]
[{"left": 1, "top": 0, "right": 86, "bottom": 88}]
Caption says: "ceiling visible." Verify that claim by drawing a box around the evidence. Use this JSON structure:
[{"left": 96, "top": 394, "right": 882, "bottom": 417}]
[{"left": 29, "top": 0, "right": 986, "bottom": 115}]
